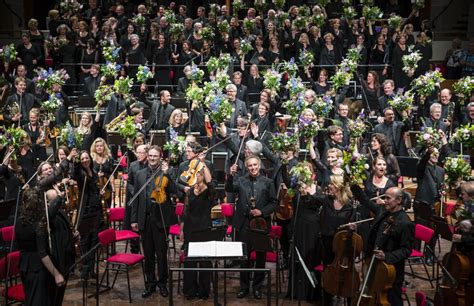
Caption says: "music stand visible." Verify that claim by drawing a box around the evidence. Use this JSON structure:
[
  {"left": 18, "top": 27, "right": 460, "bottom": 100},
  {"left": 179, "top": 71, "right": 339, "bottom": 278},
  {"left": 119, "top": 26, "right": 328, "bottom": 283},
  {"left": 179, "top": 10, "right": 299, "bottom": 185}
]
[
  {"left": 413, "top": 201, "right": 434, "bottom": 228},
  {"left": 148, "top": 130, "right": 166, "bottom": 147},
  {"left": 106, "top": 132, "right": 126, "bottom": 146},
  {"left": 430, "top": 216, "right": 454, "bottom": 241},
  {"left": 396, "top": 156, "right": 419, "bottom": 178},
  {"left": 188, "top": 227, "right": 226, "bottom": 243}
]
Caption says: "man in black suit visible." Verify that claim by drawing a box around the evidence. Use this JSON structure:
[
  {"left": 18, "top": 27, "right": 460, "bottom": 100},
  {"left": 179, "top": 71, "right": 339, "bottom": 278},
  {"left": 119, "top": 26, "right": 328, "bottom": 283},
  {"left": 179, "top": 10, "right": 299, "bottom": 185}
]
[
  {"left": 131, "top": 146, "right": 177, "bottom": 298},
  {"left": 233, "top": 71, "right": 248, "bottom": 103},
  {"left": 321, "top": 125, "right": 345, "bottom": 163},
  {"left": 82, "top": 64, "right": 101, "bottom": 97},
  {"left": 145, "top": 90, "right": 175, "bottom": 132},
  {"left": 226, "top": 84, "right": 248, "bottom": 129},
  {"left": 226, "top": 155, "right": 278, "bottom": 300},
  {"left": 3, "top": 77, "right": 41, "bottom": 126},
  {"left": 422, "top": 102, "right": 449, "bottom": 133},
  {"left": 193, "top": 6, "right": 208, "bottom": 25},
  {"left": 374, "top": 107, "right": 410, "bottom": 156},
  {"left": 124, "top": 144, "right": 148, "bottom": 254},
  {"left": 377, "top": 79, "right": 395, "bottom": 118},
  {"left": 14, "top": 65, "right": 35, "bottom": 95},
  {"left": 176, "top": 66, "right": 191, "bottom": 96}
]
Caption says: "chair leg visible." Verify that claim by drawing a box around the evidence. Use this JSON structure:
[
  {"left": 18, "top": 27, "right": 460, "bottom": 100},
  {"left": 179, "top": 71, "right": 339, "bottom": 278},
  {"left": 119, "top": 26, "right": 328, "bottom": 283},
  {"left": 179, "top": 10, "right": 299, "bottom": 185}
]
[
  {"left": 421, "top": 259, "right": 434, "bottom": 288},
  {"left": 99, "top": 262, "right": 108, "bottom": 289},
  {"left": 126, "top": 269, "right": 132, "bottom": 303},
  {"left": 408, "top": 258, "right": 415, "bottom": 276},
  {"left": 110, "top": 264, "right": 120, "bottom": 289}
]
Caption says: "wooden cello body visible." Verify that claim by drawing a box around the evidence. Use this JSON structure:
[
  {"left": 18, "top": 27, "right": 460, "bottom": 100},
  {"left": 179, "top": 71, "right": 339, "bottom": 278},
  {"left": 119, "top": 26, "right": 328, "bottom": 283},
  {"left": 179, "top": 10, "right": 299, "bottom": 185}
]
[{"left": 322, "top": 230, "right": 363, "bottom": 297}]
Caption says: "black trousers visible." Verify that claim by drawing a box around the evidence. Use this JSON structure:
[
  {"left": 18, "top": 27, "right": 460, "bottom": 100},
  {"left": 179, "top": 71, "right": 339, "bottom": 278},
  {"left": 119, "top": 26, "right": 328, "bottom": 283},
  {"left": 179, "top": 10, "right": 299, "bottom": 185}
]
[
  {"left": 141, "top": 214, "right": 169, "bottom": 288},
  {"left": 275, "top": 218, "right": 291, "bottom": 261},
  {"left": 388, "top": 281, "right": 403, "bottom": 306},
  {"left": 183, "top": 260, "right": 212, "bottom": 297},
  {"left": 236, "top": 229, "right": 267, "bottom": 291}
]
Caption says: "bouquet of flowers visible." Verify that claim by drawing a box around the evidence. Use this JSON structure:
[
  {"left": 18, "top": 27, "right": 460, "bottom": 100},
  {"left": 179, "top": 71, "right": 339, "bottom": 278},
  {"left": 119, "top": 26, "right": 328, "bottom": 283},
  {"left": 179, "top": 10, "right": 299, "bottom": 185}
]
[
  {"left": 113, "top": 76, "right": 133, "bottom": 97},
  {"left": 388, "top": 91, "right": 414, "bottom": 113},
  {"left": 277, "top": 12, "right": 290, "bottom": 27},
  {"left": 0, "top": 126, "right": 28, "bottom": 153},
  {"left": 283, "top": 94, "right": 307, "bottom": 120},
  {"left": 298, "top": 5, "right": 311, "bottom": 17},
  {"left": 298, "top": 115, "right": 321, "bottom": 141},
  {"left": 286, "top": 76, "right": 306, "bottom": 99},
  {"left": 293, "top": 17, "right": 308, "bottom": 31},
  {"left": 417, "top": 127, "right": 442, "bottom": 148},
  {"left": 453, "top": 76, "right": 474, "bottom": 105},
  {"left": 414, "top": 0, "right": 425, "bottom": 10},
  {"left": 200, "top": 27, "right": 215, "bottom": 41},
  {"left": 298, "top": 49, "right": 314, "bottom": 67},
  {"left": 190, "top": 65, "right": 205, "bottom": 84},
  {"left": 101, "top": 61, "right": 120, "bottom": 79},
  {"left": 170, "top": 23, "right": 184, "bottom": 40},
  {"left": 118, "top": 116, "right": 137, "bottom": 147},
  {"left": 411, "top": 69, "right": 445, "bottom": 97},
  {"left": 311, "top": 13, "right": 326, "bottom": 27},
  {"left": 0, "top": 44, "right": 18, "bottom": 63},
  {"left": 94, "top": 85, "right": 114, "bottom": 109},
  {"left": 279, "top": 58, "right": 299, "bottom": 77},
  {"left": 34, "top": 68, "right": 70, "bottom": 94},
  {"left": 210, "top": 3, "right": 219, "bottom": 15},
  {"left": 330, "top": 70, "right": 352, "bottom": 90},
  {"left": 362, "top": 6, "right": 383, "bottom": 23},
  {"left": 274, "top": 0, "right": 286, "bottom": 10},
  {"left": 132, "top": 14, "right": 146, "bottom": 27},
  {"left": 214, "top": 70, "right": 231, "bottom": 89},
  {"left": 254, "top": 0, "right": 268, "bottom": 12},
  {"left": 343, "top": 6, "right": 358, "bottom": 24},
  {"left": 444, "top": 156, "right": 472, "bottom": 188},
  {"left": 41, "top": 94, "right": 62, "bottom": 121},
  {"left": 388, "top": 15, "right": 403, "bottom": 29},
  {"left": 269, "top": 131, "right": 299, "bottom": 153},
  {"left": 217, "top": 20, "right": 230, "bottom": 34},
  {"left": 207, "top": 54, "right": 231, "bottom": 72},
  {"left": 450, "top": 124, "right": 474, "bottom": 148},
  {"left": 59, "top": 0, "right": 81, "bottom": 16},
  {"left": 360, "top": 0, "right": 374, "bottom": 5},
  {"left": 263, "top": 68, "right": 282, "bottom": 97},
  {"left": 185, "top": 84, "right": 204, "bottom": 106},
  {"left": 206, "top": 94, "right": 233, "bottom": 126},
  {"left": 240, "top": 39, "right": 253, "bottom": 55},
  {"left": 343, "top": 48, "right": 361, "bottom": 70},
  {"left": 233, "top": 0, "right": 246, "bottom": 16},
  {"left": 316, "top": 0, "right": 330, "bottom": 6},
  {"left": 348, "top": 111, "right": 367, "bottom": 138},
  {"left": 243, "top": 18, "right": 255, "bottom": 34},
  {"left": 163, "top": 9, "right": 177, "bottom": 24},
  {"left": 312, "top": 95, "right": 333, "bottom": 117},
  {"left": 287, "top": 162, "right": 313, "bottom": 196},
  {"left": 136, "top": 65, "right": 154, "bottom": 83},
  {"left": 58, "top": 122, "right": 83, "bottom": 149},
  {"left": 402, "top": 46, "right": 422, "bottom": 76},
  {"left": 342, "top": 149, "right": 369, "bottom": 186},
  {"left": 163, "top": 134, "right": 186, "bottom": 164},
  {"left": 102, "top": 46, "right": 121, "bottom": 63}
]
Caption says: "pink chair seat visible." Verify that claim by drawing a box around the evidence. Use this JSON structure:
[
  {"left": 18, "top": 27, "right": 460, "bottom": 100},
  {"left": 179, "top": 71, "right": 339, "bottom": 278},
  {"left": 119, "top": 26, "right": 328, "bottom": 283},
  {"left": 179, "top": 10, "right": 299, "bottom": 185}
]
[
  {"left": 444, "top": 201, "right": 456, "bottom": 216},
  {"left": 401, "top": 287, "right": 407, "bottom": 294},
  {"left": 180, "top": 253, "right": 185, "bottom": 263},
  {"left": 1, "top": 226, "right": 15, "bottom": 242},
  {"left": 313, "top": 265, "right": 324, "bottom": 273},
  {"left": 115, "top": 230, "right": 139, "bottom": 241},
  {"left": 121, "top": 174, "right": 128, "bottom": 181},
  {"left": 226, "top": 225, "right": 233, "bottom": 236},
  {"left": 410, "top": 249, "right": 424, "bottom": 257},
  {"left": 107, "top": 253, "right": 145, "bottom": 266},
  {"left": 7, "top": 284, "right": 25, "bottom": 302},
  {"left": 108, "top": 207, "right": 125, "bottom": 222},
  {"left": 220, "top": 203, "right": 234, "bottom": 217},
  {"left": 269, "top": 226, "right": 282, "bottom": 239},
  {"left": 175, "top": 203, "right": 185, "bottom": 217},
  {"left": 249, "top": 251, "right": 278, "bottom": 262},
  {"left": 169, "top": 224, "right": 181, "bottom": 236}
]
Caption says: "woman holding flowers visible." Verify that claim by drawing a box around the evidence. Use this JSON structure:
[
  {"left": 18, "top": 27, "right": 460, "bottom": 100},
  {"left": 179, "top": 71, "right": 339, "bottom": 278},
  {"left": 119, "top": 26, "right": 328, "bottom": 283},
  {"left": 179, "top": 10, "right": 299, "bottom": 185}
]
[
  {"left": 90, "top": 138, "right": 114, "bottom": 207},
  {"left": 414, "top": 32, "right": 432, "bottom": 78},
  {"left": 242, "top": 64, "right": 264, "bottom": 105},
  {"left": 310, "top": 144, "right": 344, "bottom": 189},
  {"left": 77, "top": 110, "right": 100, "bottom": 151},
  {"left": 125, "top": 34, "right": 146, "bottom": 80},
  {"left": 309, "top": 68, "right": 332, "bottom": 96},
  {"left": 165, "top": 109, "right": 187, "bottom": 142},
  {"left": 370, "top": 34, "right": 390, "bottom": 82}
]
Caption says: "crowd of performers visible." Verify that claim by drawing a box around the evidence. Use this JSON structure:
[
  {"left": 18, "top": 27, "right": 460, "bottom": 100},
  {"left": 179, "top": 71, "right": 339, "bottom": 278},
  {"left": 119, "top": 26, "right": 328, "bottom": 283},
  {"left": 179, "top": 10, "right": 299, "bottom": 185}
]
[{"left": 0, "top": 0, "right": 473, "bottom": 305}]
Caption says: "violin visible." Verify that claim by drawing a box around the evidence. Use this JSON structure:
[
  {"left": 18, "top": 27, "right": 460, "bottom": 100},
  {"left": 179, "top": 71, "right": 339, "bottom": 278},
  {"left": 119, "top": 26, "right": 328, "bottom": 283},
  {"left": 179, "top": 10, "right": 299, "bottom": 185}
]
[
  {"left": 179, "top": 158, "right": 204, "bottom": 187},
  {"left": 66, "top": 181, "right": 79, "bottom": 211},
  {"left": 248, "top": 196, "right": 269, "bottom": 234},
  {"left": 353, "top": 216, "right": 397, "bottom": 306},
  {"left": 275, "top": 183, "right": 294, "bottom": 221},
  {"left": 97, "top": 164, "right": 111, "bottom": 225},
  {"left": 323, "top": 229, "right": 363, "bottom": 298},
  {"left": 151, "top": 168, "right": 170, "bottom": 205}
]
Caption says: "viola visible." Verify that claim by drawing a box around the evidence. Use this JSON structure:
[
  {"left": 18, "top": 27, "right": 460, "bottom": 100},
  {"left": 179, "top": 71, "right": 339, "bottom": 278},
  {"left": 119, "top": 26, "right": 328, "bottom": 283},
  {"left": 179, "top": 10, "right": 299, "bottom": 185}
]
[
  {"left": 275, "top": 183, "right": 294, "bottom": 221},
  {"left": 323, "top": 229, "right": 363, "bottom": 298},
  {"left": 151, "top": 172, "right": 169, "bottom": 204},
  {"left": 179, "top": 159, "right": 204, "bottom": 187},
  {"left": 353, "top": 216, "right": 397, "bottom": 306}
]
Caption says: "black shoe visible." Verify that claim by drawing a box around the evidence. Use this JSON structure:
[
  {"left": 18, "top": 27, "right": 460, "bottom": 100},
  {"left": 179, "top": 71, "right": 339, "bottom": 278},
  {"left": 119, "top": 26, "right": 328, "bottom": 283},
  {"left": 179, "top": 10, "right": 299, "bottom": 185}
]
[
  {"left": 199, "top": 294, "right": 209, "bottom": 300},
  {"left": 142, "top": 286, "right": 156, "bottom": 298},
  {"left": 253, "top": 289, "right": 262, "bottom": 299},
  {"left": 158, "top": 285, "right": 169, "bottom": 297},
  {"left": 237, "top": 289, "right": 249, "bottom": 298}
]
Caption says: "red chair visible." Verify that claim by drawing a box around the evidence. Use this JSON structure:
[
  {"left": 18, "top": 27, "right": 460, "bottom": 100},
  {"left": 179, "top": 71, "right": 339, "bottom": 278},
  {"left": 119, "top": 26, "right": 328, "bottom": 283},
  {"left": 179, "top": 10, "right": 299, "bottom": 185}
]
[
  {"left": 220, "top": 203, "right": 234, "bottom": 239},
  {"left": 0, "top": 251, "right": 24, "bottom": 303},
  {"left": 1, "top": 226, "right": 15, "bottom": 243},
  {"left": 407, "top": 224, "right": 435, "bottom": 287},
  {"left": 169, "top": 203, "right": 185, "bottom": 256},
  {"left": 97, "top": 228, "right": 145, "bottom": 303},
  {"left": 108, "top": 207, "right": 140, "bottom": 253},
  {"left": 415, "top": 291, "right": 427, "bottom": 306}
]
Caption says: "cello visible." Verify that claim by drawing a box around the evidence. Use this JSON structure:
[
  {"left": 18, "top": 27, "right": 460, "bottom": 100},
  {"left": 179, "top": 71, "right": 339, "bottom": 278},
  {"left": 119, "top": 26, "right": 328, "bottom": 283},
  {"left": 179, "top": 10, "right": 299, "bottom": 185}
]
[
  {"left": 353, "top": 216, "right": 397, "bottom": 306},
  {"left": 322, "top": 228, "right": 363, "bottom": 298},
  {"left": 275, "top": 183, "right": 294, "bottom": 221}
]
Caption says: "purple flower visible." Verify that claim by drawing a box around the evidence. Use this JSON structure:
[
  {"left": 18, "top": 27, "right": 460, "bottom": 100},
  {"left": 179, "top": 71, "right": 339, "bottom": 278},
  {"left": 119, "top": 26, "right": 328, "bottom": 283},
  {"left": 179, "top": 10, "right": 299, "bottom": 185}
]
[{"left": 289, "top": 58, "right": 295, "bottom": 65}]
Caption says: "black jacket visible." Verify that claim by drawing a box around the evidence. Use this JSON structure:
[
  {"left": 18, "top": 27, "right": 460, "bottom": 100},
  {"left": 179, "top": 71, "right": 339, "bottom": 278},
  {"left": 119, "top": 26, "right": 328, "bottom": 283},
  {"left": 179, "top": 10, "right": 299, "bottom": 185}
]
[{"left": 145, "top": 101, "right": 175, "bottom": 132}]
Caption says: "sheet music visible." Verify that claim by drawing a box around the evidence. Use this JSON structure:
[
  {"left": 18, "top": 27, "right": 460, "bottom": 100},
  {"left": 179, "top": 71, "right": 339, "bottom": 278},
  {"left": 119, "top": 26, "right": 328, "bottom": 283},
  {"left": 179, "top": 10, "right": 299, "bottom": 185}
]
[{"left": 187, "top": 241, "right": 243, "bottom": 257}]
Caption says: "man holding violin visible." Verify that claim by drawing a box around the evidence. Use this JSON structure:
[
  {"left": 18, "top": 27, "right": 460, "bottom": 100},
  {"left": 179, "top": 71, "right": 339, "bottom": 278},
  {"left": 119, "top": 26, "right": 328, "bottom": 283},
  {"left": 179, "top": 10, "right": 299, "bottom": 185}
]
[
  {"left": 131, "top": 145, "right": 177, "bottom": 298},
  {"left": 226, "top": 155, "right": 277, "bottom": 300}
]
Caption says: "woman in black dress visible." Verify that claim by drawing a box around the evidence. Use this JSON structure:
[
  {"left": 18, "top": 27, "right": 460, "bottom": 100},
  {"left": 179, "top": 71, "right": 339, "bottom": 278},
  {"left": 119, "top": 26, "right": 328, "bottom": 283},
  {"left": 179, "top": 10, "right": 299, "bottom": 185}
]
[
  {"left": 369, "top": 34, "right": 390, "bottom": 83},
  {"left": 145, "top": 22, "right": 160, "bottom": 64},
  {"left": 26, "top": 18, "right": 45, "bottom": 67},
  {"left": 309, "top": 68, "right": 332, "bottom": 96},
  {"left": 76, "top": 21, "right": 91, "bottom": 50},
  {"left": 90, "top": 138, "right": 115, "bottom": 209},
  {"left": 181, "top": 166, "right": 214, "bottom": 300},
  {"left": 17, "top": 33, "right": 43, "bottom": 79},
  {"left": 268, "top": 36, "right": 282, "bottom": 65},
  {"left": 319, "top": 33, "right": 342, "bottom": 76},
  {"left": 361, "top": 70, "right": 381, "bottom": 115},
  {"left": 79, "top": 39, "right": 100, "bottom": 83},
  {"left": 153, "top": 33, "right": 171, "bottom": 92},
  {"left": 15, "top": 187, "right": 65, "bottom": 306},
  {"left": 77, "top": 110, "right": 100, "bottom": 152},
  {"left": 242, "top": 64, "right": 264, "bottom": 105},
  {"left": 391, "top": 34, "right": 409, "bottom": 90},
  {"left": 125, "top": 34, "right": 146, "bottom": 80}
]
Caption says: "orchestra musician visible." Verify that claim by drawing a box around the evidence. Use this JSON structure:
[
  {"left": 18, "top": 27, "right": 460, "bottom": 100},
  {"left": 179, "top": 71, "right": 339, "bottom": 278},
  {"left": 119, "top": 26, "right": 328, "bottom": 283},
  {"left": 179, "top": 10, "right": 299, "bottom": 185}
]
[
  {"left": 22, "top": 108, "right": 48, "bottom": 161},
  {"left": 226, "top": 155, "right": 278, "bottom": 300},
  {"left": 76, "top": 110, "right": 100, "bottom": 152},
  {"left": 145, "top": 90, "right": 175, "bottom": 132},
  {"left": 90, "top": 138, "right": 114, "bottom": 208},
  {"left": 3, "top": 77, "right": 41, "bottom": 126},
  {"left": 131, "top": 146, "right": 177, "bottom": 298}
]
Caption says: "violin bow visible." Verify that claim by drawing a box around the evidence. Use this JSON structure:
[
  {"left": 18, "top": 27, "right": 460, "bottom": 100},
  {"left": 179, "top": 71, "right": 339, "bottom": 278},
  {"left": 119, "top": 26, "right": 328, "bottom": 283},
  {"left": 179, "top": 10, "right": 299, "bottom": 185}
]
[
  {"left": 100, "top": 152, "right": 127, "bottom": 194},
  {"left": 369, "top": 184, "right": 417, "bottom": 201},
  {"left": 200, "top": 134, "right": 233, "bottom": 155},
  {"left": 74, "top": 176, "right": 87, "bottom": 231},
  {"left": 22, "top": 154, "right": 54, "bottom": 190},
  {"left": 44, "top": 192, "right": 53, "bottom": 251},
  {"left": 233, "top": 120, "right": 252, "bottom": 166},
  {"left": 1, "top": 148, "right": 16, "bottom": 166}
]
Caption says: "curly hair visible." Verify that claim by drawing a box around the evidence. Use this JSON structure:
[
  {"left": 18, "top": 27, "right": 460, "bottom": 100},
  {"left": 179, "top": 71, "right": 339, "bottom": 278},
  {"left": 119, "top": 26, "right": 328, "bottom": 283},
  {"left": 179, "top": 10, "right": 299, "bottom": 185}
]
[
  {"left": 371, "top": 133, "right": 392, "bottom": 156},
  {"left": 19, "top": 187, "right": 46, "bottom": 226}
]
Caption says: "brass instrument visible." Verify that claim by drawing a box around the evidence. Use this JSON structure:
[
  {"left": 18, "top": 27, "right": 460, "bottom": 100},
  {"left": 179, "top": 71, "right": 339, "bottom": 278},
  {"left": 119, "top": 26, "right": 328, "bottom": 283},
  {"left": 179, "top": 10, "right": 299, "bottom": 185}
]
[
  {"left": 7, "top": 101, "right": 20, "bottom": 116},
  {"left": 105, "top": 103, "right": 136, "bottom": 132}
]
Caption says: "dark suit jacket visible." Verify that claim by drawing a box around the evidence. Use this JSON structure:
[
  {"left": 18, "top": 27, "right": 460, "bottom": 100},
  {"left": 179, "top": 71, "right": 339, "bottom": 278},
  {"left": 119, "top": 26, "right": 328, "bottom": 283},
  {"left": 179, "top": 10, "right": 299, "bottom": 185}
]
[
  {"left": 414, "top": 150, "right": 445, "bottom": 205},
  {"left": 236, "top": 84, "right": 248, "bottom": 103},
  {"left": 3, "top": 92, "right": 41, "bottom": 125},
  {"left": 226, "top": 173, "right": 278, "bottom": 232},
  {"left": 125, "top": 159, "right": 148, "bottom": 205},
  {"left": 145, "top": 101, "right": 175, "bottom": 132},
  {"left": 374, "top": 121, "right": 409, "bottom": 156},
  {"left": 422, "top": 117, "right": 448, "bottom": 133},
  {"left": 176, "top": 77, "right": 190, "bottom": 96},
  {"left": 228, "top": 98, "right": 248, "bottom": 128},
  {"left": 82, "top": 75, "right": 100, "bottom": 97},
  {"left": 131, "top": 166, "right": 177, "bottom": 231}
]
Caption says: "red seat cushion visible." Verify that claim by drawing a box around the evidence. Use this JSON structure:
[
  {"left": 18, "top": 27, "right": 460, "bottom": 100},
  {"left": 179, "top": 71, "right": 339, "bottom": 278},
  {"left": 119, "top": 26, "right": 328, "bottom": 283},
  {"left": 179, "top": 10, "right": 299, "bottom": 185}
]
[
  {"left": 107, "top": 253, "right": 145, "bottom": 266},
  {"left": 7, "top": 284, "right": 25, "bottom": 302},
  {"left": 169, "top": 224, "right": 181, "bottom": 236},
  {"left": 180, "top": 253, "right": 185, "bottom": 263},
  {"left": 410, "top": 249, "right": 424, "bottom": 257},
  {"left": 115, "top": 230, "right": 139, "bottom": 241},
  {"left": 313, "top": 264, "right": 324, "bottom": 273},
  {"left": 226, "top": 225, "right": 233, "bottom": 236},
  {"left": 249, "top": 251, "right": 277, "bottom": 262},
  {"left": 121, "top": 174, "right": 128, "bottom": 181},
  {"left": 402, "top": 287, "right": 407, "bottom": 294},
  {"left": 270, "top": 226, "right": 282, "bottom": 239}
]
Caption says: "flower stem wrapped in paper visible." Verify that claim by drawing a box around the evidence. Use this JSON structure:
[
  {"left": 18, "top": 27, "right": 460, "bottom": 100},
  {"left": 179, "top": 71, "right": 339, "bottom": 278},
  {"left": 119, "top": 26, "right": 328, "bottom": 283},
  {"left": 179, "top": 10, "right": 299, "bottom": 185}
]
[
  {"left": 287, "top": 162, "right": 314, "bottom": 196},
  {"left": 444, "top": 156, "right": 471, "bottom": 189}
]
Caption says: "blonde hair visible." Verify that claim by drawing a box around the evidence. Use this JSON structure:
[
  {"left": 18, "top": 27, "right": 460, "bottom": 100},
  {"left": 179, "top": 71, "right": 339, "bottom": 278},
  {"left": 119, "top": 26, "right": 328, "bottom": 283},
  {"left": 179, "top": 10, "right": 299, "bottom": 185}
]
[
  {"left": 90, "top": 137, "right": 112, "bottom": 160},
  {"left": 29, "top": 107, "right": 40, "bottom": 117},
  {"left": 301, "top": 108, "right": 315, "bottom": 120},
  {"left": 78, "top": 112, "right": 93, "bottom": 134},
  {"left": 330, "top": 175, "right": 352, "bottom": 205},
  {"left": 327, "top": 148, "right": 343, "bottom": 159},
  {"left": 168, "top": 109, "right": 183, "bottom": 126}
]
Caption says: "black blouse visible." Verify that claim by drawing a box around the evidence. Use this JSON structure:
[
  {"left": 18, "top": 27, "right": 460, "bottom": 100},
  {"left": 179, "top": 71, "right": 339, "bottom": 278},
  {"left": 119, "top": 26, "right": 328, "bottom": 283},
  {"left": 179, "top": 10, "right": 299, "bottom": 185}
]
[{"left": 183, "top": 187, "right": 214, "bottom": 238}]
